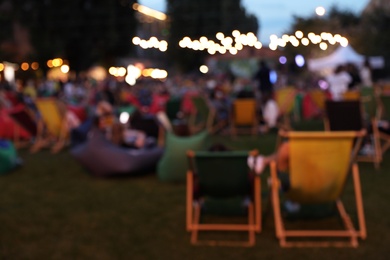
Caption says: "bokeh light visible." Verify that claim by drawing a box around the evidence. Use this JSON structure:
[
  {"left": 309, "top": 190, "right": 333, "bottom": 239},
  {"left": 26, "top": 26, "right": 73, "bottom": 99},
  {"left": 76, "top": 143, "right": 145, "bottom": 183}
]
[
  {"left": 316, "top": 6, "right": 326, "bottom": 16},
  {"left": 199, "top": 65, "right": 209, "bottom": 74},
  {"left": 295, "top": 55, "right": 305, "bottom": 67}
]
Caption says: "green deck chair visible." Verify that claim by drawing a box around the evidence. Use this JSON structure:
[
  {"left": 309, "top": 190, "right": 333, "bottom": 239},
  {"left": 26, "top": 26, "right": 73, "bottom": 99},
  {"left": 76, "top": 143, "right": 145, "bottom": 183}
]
[
  {"left": 189, "top": 96, "right": 221, "bottom": 134},
  {"left": 186, "top": 150, "right": 261, "bottom": 246}
]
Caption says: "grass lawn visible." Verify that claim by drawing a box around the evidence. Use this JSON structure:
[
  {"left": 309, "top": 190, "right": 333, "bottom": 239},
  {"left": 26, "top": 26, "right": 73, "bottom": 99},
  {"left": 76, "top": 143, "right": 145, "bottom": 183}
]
[{"left": 1, "top": 121, "right": 390, "bottom": 259}]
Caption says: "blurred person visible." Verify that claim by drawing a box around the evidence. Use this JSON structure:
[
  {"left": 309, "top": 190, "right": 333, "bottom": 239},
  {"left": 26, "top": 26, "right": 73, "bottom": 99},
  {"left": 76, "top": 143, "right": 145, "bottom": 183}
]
[
  {"left": 209, "top": 87, "right": 231, "bottom": 123},
  {"left": 326, "top": 65, "right": 352, "bottom": 101},
  {"left": 23, "top": 79, "right": 37, "bottom": 99},
  {"left": 346, "top": 63, "right": 361, "bottom": 89},
  {"left": 360, "top": 58, "right": 373, "bottom": 87},
  {"left": 253, "top": 60, "right": 273, "bottom": 96},
  {"left": 260, "top": 93, "right": 279, "bottom": 133},
  {"left": 248, "top": 140, "right": 300, "bottom": 212}
]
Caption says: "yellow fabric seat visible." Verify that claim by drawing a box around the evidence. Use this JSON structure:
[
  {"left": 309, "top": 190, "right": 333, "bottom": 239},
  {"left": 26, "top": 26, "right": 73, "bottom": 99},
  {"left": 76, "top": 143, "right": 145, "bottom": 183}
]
[
  {"left": 271, "top": 130, "right": 367, "bottom": 247},
  {"left": 230, "top": 98, "right": 257, "bottom": 136}
]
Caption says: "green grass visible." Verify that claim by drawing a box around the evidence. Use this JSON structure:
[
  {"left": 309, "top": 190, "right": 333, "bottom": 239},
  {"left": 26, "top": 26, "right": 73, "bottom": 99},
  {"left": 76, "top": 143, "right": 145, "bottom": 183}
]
[{"left": 1, "top": 121, "right": 390, "bottom": 259}]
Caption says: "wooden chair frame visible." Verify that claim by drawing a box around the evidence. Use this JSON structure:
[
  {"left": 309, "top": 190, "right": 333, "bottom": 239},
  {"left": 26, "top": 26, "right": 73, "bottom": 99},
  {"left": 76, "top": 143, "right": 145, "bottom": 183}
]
[{"left": 186, "top": 150, "right": 261, "bottom": 246}]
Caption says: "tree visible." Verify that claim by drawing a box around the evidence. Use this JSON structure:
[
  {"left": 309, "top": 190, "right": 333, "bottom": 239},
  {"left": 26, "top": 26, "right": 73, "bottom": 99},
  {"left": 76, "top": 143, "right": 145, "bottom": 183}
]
[
  {"left": 285, "top": 5, "right": 390, "bottom": 75},
  {"left": 284, "top": 6, "right": 361, "bottom": 60},
  {"left": 166, "top": 0, "right": 258, "bottom": 72},
  {"left": 0, "top": 0, "right": 138, "bottom": 73},
  {"left": 358, "top": 7, "right": 390, "bottom": 73}
]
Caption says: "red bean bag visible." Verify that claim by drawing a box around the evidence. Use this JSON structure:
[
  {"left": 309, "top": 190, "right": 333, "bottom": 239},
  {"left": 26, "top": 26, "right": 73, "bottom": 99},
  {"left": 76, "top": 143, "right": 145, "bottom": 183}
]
[
  {"left": 67, "top": 105, "right": 87, "bottom": 122},
  {"left": 0, "top": 109, "right": 31, "bottom": 140}
]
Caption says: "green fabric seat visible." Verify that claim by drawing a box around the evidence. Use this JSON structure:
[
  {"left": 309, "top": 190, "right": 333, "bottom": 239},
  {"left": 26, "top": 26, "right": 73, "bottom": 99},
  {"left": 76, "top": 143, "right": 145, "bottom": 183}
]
[
  {"left": 157, "top": 131, "right": 209, "bottom": 182},
  {"left": 191, "top": 151, "right": 253, "bottom": 216},
  {"left": 193, "top": 151, "right": 252, "bottom": 198},
  {"left": 186, "top": 149, "right": 261, "bottom": 246}
]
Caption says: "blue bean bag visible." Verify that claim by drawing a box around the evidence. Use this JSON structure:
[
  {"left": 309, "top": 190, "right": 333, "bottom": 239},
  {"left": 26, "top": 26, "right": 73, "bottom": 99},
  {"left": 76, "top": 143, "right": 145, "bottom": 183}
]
[{"left": 71, "top": 129, "right": 164, "bottom": 177}]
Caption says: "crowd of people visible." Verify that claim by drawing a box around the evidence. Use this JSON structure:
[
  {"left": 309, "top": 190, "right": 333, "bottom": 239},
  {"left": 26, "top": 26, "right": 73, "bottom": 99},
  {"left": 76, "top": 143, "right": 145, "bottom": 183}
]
[{"left": 0, "top": 58, "right": 382, "bottom": 156}]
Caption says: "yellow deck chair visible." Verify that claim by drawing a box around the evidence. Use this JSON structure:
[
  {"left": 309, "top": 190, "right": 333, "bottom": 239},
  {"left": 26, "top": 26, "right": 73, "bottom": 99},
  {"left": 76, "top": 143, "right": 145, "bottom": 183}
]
[
  {"left": 32, "top": 98, "right": 68, "bottom": 153},
  {"left": 186, "top": 150, "right": 261, "bottom": 246},
  {"left": 230, "top": 98, "right": 258, "bottom": 136},
  {"left": 270, "top": 130, "right": 366, "bottom": 247},
  {"left": 343, "top": 90, "right": 361, "bottom": 101},
  {"left": 309, "top": 89, "right": 327, "bottom": 111},
  {"left": 275, "top": 87, "right": 296, "bottom": 130}
]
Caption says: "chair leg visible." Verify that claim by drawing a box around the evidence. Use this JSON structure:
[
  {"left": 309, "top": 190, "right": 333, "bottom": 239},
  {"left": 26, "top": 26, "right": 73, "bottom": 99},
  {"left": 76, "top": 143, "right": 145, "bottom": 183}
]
[
  {"left": 254, "top": 176, "right": 262, "bottom": 233},
  {"left": 270, "top": 161, "right": 285, "bottom": 245},
  {"left": 191, "top": 203, "right": 201, "bottom": 245},
  {"left": 186, "top": 172, "right": 193, "bottom": 231},
  {"left": 248, "top": 203, "right": 255, "bottom": 246},
  {"left": 336, "top": 200, "right": 358, "bottom": 247},
  {"left": 352, "top": 163, "right": 367, "bottom": 240}
]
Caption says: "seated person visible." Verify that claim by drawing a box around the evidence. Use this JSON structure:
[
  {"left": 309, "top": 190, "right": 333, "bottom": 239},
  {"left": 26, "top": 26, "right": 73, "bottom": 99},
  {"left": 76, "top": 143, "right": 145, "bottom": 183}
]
[
  {"left": 248, "top": 141, "right": 289, "bottom": 190},
  {"left": 111, "top": 123, "right": 151, "bottom": 149},
  {"left": 248, "top": 141, "right": 299, "bottom": 212},
  {"left": 102, "top": 105, "right": 155, "bottom": 149},
  {"left": 260, "top": 93, "right": 279, "bottom": 133}
]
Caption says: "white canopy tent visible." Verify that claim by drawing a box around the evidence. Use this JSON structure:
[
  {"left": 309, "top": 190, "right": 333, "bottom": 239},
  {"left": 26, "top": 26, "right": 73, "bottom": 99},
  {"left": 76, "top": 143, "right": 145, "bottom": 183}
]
[{"left": 307, "top": 45, "right": 385, "bottom": 75}]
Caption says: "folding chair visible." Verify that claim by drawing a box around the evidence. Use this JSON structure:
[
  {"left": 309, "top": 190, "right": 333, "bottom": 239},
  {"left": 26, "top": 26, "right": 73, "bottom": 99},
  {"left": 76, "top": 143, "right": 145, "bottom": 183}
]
[
  {"left": 343, "top": 90, "right": 360, "bottom": 100},
  {"left": 270, "top": 130, "right": 366, "bottom": 247},
  {"left": 302, "top": 90, "right": 326, "bottom": 120},
  {"left": 186, "top": 150, "right": 261, "bottom": 246},
  {"left": 275, "top": 87, "right": 297, "bottom": 130},
  {"left": 31, "top": 98, "right": 69, "bottom": 153},
  {"left": 188, "top": 96, "right": 214, "bottom": 134},
  {"left": 189, "top": 96, "right": 228, "bottom": 135},
  {"left": 230, "top": 98, "right": 258, "bottom": 136},
  {"left": 324, "top": 100, "right": 382, "bottom": 168}
]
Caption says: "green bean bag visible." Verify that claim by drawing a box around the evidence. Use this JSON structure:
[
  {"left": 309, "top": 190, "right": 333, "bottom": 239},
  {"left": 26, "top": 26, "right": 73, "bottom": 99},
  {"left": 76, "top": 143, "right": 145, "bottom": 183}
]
[
  {"left": 0, "top": 140, "right": 18, "bottom": 175},
  {"left": 157, "top": 131, "right": 209, "bottom": 182}
]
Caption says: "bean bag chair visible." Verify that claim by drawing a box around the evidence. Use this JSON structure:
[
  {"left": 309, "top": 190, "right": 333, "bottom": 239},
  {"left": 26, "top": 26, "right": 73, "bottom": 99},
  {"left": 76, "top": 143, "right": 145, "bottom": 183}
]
[
  {"left": 67, "top": 105, "right": 88, "bottom": 122},
  {"left": 71, "top": 129, "right": 164, "bottom": 177},
  {"left": 0, "top": 109, "right": 31, "bottom": 140},
  {"left": 70, "top": 118, "right": 95, "bottom": 148},
  {"left": 157, "top": 131, "right": 209, "bottom": 182},
  {"left": 0, "top": 140, "right": 20, "bottom": 175},
  {"left": 8, "top": 105, "right": 37, "bottom": 136}
]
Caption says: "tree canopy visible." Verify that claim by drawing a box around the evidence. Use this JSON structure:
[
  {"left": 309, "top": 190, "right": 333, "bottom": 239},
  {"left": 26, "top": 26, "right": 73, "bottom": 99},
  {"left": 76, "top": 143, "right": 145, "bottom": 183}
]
[
  {"left": 0, "top": 0, "right": 138, "bottom": 72},
  {"left": 284, "top": 5, "right": 390, "bottom": 74}
]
